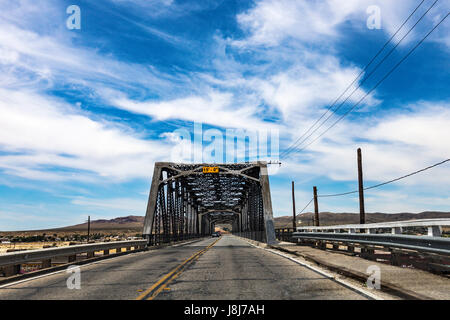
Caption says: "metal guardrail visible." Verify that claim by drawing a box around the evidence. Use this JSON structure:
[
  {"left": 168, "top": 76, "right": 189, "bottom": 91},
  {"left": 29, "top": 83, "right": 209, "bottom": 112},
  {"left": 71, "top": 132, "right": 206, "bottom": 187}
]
[
  {"left": 296, "top": 218, "right": 450, "bottom": 236},
  {"left": 274, "top": 228, "right": 296, "bottom": 242},
  {"left": 0, "top": 240, "right": 147, "bottom": 267},
  {"left": 292, "top": 232, "right": 450, "bottom": 256}
]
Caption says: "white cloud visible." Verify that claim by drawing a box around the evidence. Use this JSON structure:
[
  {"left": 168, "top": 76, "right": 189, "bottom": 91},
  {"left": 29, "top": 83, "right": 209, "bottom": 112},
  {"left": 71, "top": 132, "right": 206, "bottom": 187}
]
[
  {"left": 365, "top": 103, "right": 450, "bottom": 156},
  {"left": 0, "top": 1, "right": 186, "bottom": 182},
  {"left": 72, "top": 197, "right": 147, "bottom": 213},
  {"left": 226, "top": 0, "right": 449, "bottom": 202},
  {"left": 0, "top": 88, "right": 169, "bottom": 181},
  {"left": 110, "top": 0, "right": 174, "bottom": 7},
  {"left": 278, "top": 101, "right": 450, "bottom": 194},
  {"left": 235, "top": 0, "right": 361, "bottom": 46},
  {"left": 111, "top": 90, "right": 279, "bottom": 131},
  {"left": 0, "top": 0, "right": 448, "bottom": 223},
  {"left": 325, "top": 103, "right": 450, "bottom": 187},
  {"left": 0, "top": 12, "right": 176, "bottom": 97},
  {"left": 107, "top": 0, "right": 223, "bottom": 19},
  {"left": 251, "top": 55, "right": 380, "bottom": 123},
  {"left": 234, "top": 0, "right": 450, "bottom": 48}
]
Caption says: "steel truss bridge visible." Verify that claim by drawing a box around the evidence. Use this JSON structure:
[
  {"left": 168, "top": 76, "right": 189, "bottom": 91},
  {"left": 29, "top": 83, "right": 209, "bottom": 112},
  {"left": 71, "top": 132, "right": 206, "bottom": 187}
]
[{"left": 143, "top": 162, "right": 276, "bottom": 245}]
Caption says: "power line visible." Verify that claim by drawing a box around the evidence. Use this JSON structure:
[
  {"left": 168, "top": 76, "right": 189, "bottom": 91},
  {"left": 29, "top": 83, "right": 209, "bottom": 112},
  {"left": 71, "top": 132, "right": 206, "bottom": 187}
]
[
  {"left": 297, "top": 197, "right": 314, "bottom": 215},
  {"left": 281, "top": 0, "right": 439, "bottom": 159},
  {"left": 280, "top": 0, "right": 426, "bottom": 158},
  {"left": 318, "top": 190, "right": 358, "bottom": 198},
  {"left": 317, "top": 158, "right": 450, "bottom": 198},
  {"left": 294, "top": 158, "right": 450, "bottom": 214},
  {"left": 283, "top": 0, "right": 438, "bottom": 158},
  {"left": 364, "top": 158, "right": 450, "bottom": 190},
  {"left": 289, "top": 10, "right": 449, "bottom": 156}
]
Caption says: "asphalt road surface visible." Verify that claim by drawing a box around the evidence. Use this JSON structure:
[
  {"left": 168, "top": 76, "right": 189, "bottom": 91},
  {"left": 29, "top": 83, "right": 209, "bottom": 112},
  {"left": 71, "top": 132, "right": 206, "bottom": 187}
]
[{"left": 0, "top": 235, "right": 370, "bottom": 300}]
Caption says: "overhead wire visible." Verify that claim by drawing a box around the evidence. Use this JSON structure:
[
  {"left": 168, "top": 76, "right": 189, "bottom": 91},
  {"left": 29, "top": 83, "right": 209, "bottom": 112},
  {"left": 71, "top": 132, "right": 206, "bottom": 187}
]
[
  {"left": 281, "top": 0, "right": 443, "bottom": 158},
  {"left": 289, "top": 10, "right": 449, "bottom": 156},
  {"left": 280, "top": 0, "right": 427, "bottom": 158}
]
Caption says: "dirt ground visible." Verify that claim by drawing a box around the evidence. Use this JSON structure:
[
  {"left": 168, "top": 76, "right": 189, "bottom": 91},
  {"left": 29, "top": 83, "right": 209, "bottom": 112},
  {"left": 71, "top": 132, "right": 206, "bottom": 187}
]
[{"left": 0, "top": 241, "right": 72, "bottom": 254}]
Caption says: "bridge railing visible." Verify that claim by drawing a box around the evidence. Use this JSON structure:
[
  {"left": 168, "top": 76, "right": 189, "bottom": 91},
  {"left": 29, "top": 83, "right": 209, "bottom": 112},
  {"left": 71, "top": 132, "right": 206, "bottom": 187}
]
[
  {"left": 274, "top": 228, "right": 297, "bottom": 242},
  {"left": 146, "top": 234, "right": 201, "bottom": 246},
  {"left": 295, "top": 218, "right": 450, "bottom": 237},
  {"left": 292, "top": 219, "right": 450, "bottom": 273},
  {"left": 234, "top": 231, "right": 266, "bottom": 243},
  {"left": 292, "top": 232, "right": 450, "bottom": 255},
  {"left": 0, "top": 240, "right": 147, "bottom": 278}
]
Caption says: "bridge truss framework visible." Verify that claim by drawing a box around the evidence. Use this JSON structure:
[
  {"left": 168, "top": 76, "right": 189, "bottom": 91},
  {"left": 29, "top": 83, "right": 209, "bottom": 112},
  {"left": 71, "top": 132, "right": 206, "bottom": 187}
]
[{"left": 143, "top": 162, "right": 276, "bottom": 245}]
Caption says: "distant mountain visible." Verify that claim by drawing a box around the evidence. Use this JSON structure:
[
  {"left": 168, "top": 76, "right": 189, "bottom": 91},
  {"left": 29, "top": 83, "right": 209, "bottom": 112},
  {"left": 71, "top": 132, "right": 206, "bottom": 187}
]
[
  {"left": 34, "top": 211, "right": 450, "bottom": 230},
  {"left": 2, "top": 212, "right": 449, "bottom": 234},
  {"left": 59, "top": 215, "right": 145, "bottom": 231}
]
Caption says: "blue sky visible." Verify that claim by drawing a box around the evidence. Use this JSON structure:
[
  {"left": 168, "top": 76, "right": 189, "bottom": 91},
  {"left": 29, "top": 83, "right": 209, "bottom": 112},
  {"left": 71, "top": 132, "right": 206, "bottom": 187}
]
[{"left": 0, "top": 0, "right": 449, "bottom": 230}]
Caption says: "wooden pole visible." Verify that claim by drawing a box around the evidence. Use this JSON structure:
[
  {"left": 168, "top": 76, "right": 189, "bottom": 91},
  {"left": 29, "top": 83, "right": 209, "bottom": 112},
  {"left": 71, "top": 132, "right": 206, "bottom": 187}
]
[
  {"left": 313, "top": 186, "right": 319, "bottom": 226},
  {"left": 357, "top": 148, "right": 365, "bottom": 225},
  {"left": 291, "top": 181, "right": 296, "bottom": 229}
]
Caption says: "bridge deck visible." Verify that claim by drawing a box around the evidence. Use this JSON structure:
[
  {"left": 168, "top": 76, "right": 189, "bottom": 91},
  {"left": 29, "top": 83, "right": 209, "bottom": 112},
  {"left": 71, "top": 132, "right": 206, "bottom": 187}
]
[{"left": 0, "top": 235, "right": 372, "bottom": 300}]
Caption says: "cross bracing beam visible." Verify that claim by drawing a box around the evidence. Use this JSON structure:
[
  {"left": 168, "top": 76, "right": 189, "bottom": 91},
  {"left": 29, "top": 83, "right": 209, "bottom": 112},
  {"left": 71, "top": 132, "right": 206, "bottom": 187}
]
[{"left": 143, "top": 162, "right": 277, "bottom": 245}]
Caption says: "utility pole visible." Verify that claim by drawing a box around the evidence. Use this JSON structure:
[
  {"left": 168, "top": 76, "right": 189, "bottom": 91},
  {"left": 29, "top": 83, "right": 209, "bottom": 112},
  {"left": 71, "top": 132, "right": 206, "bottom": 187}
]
[
  {"left": 357, "top": 148, "right": 365, "bottom": 225},
  {"left": 313, "top": 186, "right": 319, "bottom": 226},
  {"left": 87, "top": 216, "right": 91, "bottom": 242},
  {"left": 291, "top": 181, "right": 296, "bottom": 229}
]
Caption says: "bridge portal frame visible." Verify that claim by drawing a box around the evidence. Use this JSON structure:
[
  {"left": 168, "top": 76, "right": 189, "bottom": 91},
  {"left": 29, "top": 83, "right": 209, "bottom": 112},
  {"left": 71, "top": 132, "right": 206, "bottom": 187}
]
[{"left": 142, "top": 162, "right": 276, "bottom": 245}]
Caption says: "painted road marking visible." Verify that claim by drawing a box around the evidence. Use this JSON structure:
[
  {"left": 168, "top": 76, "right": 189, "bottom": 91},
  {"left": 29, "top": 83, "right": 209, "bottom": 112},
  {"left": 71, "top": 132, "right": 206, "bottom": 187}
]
[
  {"left": 239, "top": 236, "right": 383, "bottom": 300},
  {"left": 136, "top": 238, "right": 220, "bottom": 300},
  {"left": 0, "top": 239, "right": 204, "bottom": 290}
]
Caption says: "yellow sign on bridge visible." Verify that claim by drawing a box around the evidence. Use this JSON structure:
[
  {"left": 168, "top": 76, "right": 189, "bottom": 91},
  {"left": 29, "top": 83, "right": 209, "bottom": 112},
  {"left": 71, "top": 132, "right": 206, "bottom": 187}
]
[{"left": 202, "top": 166, "right": 219, "bottom": 173}]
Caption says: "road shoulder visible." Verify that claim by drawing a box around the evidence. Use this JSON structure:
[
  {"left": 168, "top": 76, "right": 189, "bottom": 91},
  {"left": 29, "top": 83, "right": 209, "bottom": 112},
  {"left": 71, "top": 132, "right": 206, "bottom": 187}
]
[{"left": 270, "top": 242, "right": 450, "bottom": 300}]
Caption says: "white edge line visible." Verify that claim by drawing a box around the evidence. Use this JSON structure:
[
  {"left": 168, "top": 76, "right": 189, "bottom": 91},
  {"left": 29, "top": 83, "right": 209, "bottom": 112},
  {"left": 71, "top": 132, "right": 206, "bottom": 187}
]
[{"left": 242, "top": 239, "right": 384, "bottom": 300}]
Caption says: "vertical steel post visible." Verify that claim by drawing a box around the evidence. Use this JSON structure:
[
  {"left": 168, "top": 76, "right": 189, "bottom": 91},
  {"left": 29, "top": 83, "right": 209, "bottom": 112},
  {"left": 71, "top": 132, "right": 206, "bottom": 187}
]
[
  {"left": 143, "top": 164, "right": 163, "bottom": 240},
  {"left": 240, "top": 212, "right": 243, "bottom": 233},
  {"left": 259, "top": 162, "right": 276, "bottom": 244},
  {"left": 188, "top": 202, "right": 192, "bottom": 236},
  {"left": 357, "top": 148, "right": 365, "bottom": 225},
  {"left": 195, "top": 207, "right": 199, "bottom": 236},
  {"left": 87, "top": 216, "right": 90, "bottom": 243},
  {"left": 291, "top": 181, "right": 296, "bottom": 229},
  {"left": 313, "top": 186, "right": 319, "bottom": 226}
]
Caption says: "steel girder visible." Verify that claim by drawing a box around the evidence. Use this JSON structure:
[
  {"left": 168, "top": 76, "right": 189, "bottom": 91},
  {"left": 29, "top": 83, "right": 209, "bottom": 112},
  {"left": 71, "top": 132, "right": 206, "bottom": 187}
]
[{"left": 143, "top": 162, "right": 276, "bottom": 245}]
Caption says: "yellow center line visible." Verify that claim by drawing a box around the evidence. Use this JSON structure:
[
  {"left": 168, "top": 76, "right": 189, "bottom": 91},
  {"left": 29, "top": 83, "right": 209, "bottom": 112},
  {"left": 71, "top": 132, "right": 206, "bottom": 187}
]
[
  {"left": 136, "top": 238, "right": 220, "bottom": 300},
  {"left": 146, "top": 266, "right": 184, "bottom": 300},
  {"left": 147, "top": 239, "right": 219, "bottom": 300}
]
